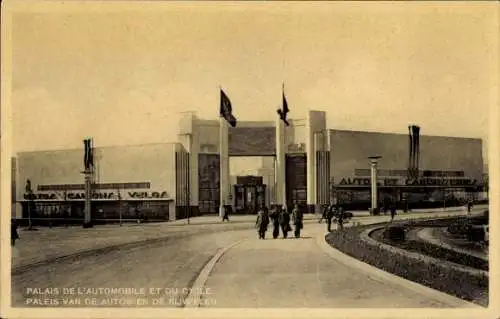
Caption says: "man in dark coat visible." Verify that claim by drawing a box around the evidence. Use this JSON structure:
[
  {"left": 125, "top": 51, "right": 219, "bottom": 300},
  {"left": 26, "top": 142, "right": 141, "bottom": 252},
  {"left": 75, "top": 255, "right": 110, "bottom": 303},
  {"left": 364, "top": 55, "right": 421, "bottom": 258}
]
[
  {"left": 279, "top": 206, "right": 291, "bottom": 239},
  {"left": 467, "top": 201, "right": 473, "bottom": 213},
  {"left": 222, "top": 205, "right": 231, "bottom": 222},
  {"left": 11, "top": 218, "right": 19, "bottom": 246},
  {"left": 319, "top": 204, "right": 328, "bottom": 224},
  {"left": 336, "top": 206, "right": 345, "bottom": 230},
  {"left": 326, "top": 204, "right": 336, "bottom": 232},
  {"left": 256, "top": 206, "right": 270, "bottom": 239},
  {"left": 269, "top": 205, "right": 281, "bottom": 239},
  {"left": 292, "top": 204, "right": 303, "bottom": 238},
  {"left": 390, "top": 204, "right": 397, "bottom": 222}
]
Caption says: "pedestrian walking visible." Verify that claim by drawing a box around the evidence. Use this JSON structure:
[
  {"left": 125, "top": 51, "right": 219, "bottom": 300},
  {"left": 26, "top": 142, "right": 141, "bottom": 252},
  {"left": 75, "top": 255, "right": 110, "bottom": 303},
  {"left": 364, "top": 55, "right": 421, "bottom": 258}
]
[
  {"left": 467, "top": 200, "right": 473, "bottom": 214},
  {"left": 256, "top": 206, "right": 270, "bottom": 239},
  {"left": 222, "top": 205, "right": 231, "bottom": 222},
  {"left": 279, "top": 206, "right": 291, "bottom": 239},
  {"left": 464, "top": 200, "right": 471, "bottom": 218},
  {"left": 326, "top": 204, "right": 336, "bottom": 232},
  {"left": 11, "top": 218, "right": 19, "bottom": 246},
  {"left": 269, "top": 205, "right": 281, "bottom": 239},
  {"left": 292, "top": 204, "right": 303, "bottom": 238},
  {"left": 319, "top": 204, "right": 328, "bottom": 224},
  {"left": 390, "top": 204, "right": 396, "bottom": 222},
  {"left": 336, "top": 206, "right": 345, "bottom": 231}
]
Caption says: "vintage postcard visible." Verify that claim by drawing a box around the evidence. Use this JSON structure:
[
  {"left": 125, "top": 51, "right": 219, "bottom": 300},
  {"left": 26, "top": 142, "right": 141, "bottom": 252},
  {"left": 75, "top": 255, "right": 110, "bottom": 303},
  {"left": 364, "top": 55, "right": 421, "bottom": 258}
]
[{"left": 1, "top": 1, "right": 498, "bottom": 319}]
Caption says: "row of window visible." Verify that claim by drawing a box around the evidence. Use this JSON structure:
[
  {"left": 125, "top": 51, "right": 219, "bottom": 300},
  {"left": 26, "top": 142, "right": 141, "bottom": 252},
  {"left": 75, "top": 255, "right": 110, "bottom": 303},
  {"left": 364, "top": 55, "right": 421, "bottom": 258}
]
[{"left": 23, "top": 202, "right": 169, "bottom": 219}]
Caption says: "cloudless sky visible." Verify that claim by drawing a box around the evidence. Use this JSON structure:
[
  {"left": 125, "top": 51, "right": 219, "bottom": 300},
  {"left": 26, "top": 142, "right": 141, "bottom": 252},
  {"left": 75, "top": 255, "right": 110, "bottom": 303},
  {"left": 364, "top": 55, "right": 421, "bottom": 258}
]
[{"left": 7, "top": 2, "right": 498, "bottom": 161}]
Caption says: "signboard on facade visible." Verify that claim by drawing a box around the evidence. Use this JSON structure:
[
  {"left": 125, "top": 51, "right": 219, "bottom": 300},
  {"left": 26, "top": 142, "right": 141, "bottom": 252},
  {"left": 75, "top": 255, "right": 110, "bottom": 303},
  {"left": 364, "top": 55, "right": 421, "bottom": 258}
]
[
  {"left": 22, "top": 190, "right": 171, "bottom": 201},
  {"left": 334, "top": 177, "right": 477, "bottom": 187}
]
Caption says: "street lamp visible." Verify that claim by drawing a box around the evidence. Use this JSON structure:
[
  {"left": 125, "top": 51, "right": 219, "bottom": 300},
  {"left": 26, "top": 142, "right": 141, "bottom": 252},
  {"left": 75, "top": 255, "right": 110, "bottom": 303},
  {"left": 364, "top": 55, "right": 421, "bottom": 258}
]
[
  {"left": 117, "top": 187, "right": 122, "bottom": 226},
  {"left": 25, "top": 178, "right": 34, "bottom": 230},
  {"left": 368, "top": 156, "right": 382, "bottom": 215}
]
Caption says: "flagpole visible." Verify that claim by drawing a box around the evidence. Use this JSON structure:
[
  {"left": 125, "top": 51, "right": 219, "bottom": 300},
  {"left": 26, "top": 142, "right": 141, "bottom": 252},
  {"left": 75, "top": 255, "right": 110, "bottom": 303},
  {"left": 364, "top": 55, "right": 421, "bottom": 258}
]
[
  {"left": 276, "top": 83, "right": 288, "bottom": 211},
  {"left": 281, "top": 83, "right": 287, "bottom": 209},
  {"left": 219, "top": 88, "right": 228, "bottom": 219}
]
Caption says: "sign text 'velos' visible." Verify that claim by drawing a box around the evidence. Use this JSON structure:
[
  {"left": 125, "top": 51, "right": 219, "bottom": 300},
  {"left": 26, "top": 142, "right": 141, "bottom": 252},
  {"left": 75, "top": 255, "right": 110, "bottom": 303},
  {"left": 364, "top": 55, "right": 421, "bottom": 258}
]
[{"left": 23, "top": 191, "right": 170, "bottom": 201}]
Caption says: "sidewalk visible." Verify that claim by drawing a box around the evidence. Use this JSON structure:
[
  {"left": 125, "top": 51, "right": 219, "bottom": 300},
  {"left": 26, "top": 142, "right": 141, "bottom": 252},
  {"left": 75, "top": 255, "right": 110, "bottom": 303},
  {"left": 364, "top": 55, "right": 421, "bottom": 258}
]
[{"left": 11, "top": 205, "right": 487, "bottom": 272}]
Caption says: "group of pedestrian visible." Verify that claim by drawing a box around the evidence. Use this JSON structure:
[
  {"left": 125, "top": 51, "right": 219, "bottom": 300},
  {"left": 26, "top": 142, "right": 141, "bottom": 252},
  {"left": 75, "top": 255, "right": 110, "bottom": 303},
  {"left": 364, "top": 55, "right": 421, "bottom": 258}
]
[
  {"left": 319, "top": 204, "right": 348, "bottom": 231},
  {"left": 256, "top": 203, "right": 303, "bottom": 240}
]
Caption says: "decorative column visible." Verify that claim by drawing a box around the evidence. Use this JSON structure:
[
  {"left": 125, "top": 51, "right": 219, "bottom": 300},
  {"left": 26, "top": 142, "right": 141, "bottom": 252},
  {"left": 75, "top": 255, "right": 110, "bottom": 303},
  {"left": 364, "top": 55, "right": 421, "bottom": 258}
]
[
  {"left": 306, "top": 114, "right": 317, "bottom": 214},
  {"left": 82, "top": 138, "right": 94, "bottom": 228},
  {"left": 275, "top": 117, "right": 286, "bottom": 208},
  {"left": 83, "top": 169, "right": 92, "bottom": 225},
  {"left": 369, "top": 156, "right": 382, "bottom": 215},
  {"left": 219, "top": 117, "right": 230, "bottom": 217}
]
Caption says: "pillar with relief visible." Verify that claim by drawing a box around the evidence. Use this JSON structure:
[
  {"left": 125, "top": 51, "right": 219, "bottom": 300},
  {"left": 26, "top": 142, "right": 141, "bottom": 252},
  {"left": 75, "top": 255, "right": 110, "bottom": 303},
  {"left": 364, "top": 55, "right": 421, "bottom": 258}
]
[{"left": 306, "top": 119, "right": 317, "bottom": 214}]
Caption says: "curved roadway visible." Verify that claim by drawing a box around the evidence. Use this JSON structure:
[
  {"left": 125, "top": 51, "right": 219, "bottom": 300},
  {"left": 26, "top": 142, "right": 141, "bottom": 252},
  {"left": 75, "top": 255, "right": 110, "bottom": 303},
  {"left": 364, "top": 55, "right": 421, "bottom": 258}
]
[{"left": 12, "top": 212, "right": 480, "bottom": 309}]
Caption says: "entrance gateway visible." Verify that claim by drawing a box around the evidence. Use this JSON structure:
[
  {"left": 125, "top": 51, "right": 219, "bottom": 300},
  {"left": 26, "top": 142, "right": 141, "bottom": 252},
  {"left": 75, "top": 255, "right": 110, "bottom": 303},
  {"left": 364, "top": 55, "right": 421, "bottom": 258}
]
[{"left": 176, "top": 110, "right": 331, "bottom": 216}]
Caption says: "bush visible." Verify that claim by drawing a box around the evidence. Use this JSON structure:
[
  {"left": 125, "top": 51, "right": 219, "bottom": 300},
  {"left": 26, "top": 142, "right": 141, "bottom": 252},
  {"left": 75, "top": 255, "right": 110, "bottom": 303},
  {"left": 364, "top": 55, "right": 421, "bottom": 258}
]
[
  {"left": 447, "top": 222, "right": 472, "bottom": 237},
  {"left": 325, "top": 225, "right": 489, "bottom": 306},
  {"left": 382, "top": 226, "right": 406, "bottom": 242},
  {"left": 467, "top": 227, "right": 485, "bottom": 242}
]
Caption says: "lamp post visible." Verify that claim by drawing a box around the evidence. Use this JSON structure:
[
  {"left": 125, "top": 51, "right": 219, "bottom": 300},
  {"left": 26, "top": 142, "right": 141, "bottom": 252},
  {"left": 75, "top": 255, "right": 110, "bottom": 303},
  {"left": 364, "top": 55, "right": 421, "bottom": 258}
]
[
  {"left": 25, "top": 178, "right": 34, "bottom": 230},
  {"left": 117, "top": 187, "right": 122, "bottom": 226},
  {"left": 368, "top": 156, "right": 382, "bottom": 215}
]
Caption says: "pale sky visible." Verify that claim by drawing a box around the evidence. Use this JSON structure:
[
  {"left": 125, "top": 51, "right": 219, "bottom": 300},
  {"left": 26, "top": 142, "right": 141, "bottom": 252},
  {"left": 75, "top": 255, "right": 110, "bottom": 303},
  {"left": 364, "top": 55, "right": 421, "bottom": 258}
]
[{"left": 6, "top": 2, "right": 498, "bottom": 160}]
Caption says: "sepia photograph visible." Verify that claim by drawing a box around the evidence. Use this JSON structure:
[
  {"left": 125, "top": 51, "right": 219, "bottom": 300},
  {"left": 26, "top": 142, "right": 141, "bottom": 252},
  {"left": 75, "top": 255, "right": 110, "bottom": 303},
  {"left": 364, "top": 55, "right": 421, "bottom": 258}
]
[{"left": 1, "top": 1, "right": 498, "bottom": 318}]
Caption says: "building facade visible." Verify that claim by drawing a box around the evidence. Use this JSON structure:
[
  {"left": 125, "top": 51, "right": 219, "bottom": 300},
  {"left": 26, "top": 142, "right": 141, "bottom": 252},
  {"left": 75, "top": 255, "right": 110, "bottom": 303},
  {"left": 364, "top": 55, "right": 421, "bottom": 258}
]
[{"left": 13, "top": 110, "right": 485, "bottom": 223}]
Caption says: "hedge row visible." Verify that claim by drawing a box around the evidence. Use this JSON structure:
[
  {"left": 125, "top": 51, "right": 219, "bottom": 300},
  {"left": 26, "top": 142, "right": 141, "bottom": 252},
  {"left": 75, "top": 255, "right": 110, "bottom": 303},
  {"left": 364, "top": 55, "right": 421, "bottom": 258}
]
[
  {"left": 325, "top": 226, "right": 488, "bottom": 307},
  {"left": 371, "top": 228, "right": 488, "bottom": 271}
]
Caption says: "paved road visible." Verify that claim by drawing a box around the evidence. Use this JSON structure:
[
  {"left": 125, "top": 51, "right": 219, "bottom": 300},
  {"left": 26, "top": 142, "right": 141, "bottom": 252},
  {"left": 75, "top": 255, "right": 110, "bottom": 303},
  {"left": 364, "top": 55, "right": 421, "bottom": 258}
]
[
  {"left": 203, "top": 222, "right": 453, "bottom": 308},
  {"left": 11, "top": 230, "right": 251, "bottom": 308},
  {"left": 11, "top": 209, "right": 484, "bottom": 309}
]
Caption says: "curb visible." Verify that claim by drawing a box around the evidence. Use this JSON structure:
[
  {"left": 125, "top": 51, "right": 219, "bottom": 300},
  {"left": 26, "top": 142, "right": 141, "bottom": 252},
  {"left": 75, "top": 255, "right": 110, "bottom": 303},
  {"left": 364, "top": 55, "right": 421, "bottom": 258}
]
[
  {"left": 315, "top": 232, "right": 481, "bottom": 308},
  {"left": 185, "top": 239, "right": 247, "bottom": 308}
]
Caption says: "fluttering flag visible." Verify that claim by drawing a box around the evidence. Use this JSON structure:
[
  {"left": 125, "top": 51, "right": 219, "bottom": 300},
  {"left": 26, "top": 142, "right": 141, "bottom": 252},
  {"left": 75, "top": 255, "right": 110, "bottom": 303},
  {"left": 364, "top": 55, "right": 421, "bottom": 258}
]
[
  {"left": 408, "top": 125, "right": 413, "bottom": 178},
  {"left": 220, "top": 89, "right": 237, "bottom": 127},
  {"left": 83, "top": 138, "right": 94, "bottom": 170},
  {"left": 25, "top": 179, "right": 32, "bottom": 193},
  {"left": 407, "top": 125, "right": 421, "bottom": 180},
  {"left": 277, "top": 83, "right": 290, "bottom": 126}
]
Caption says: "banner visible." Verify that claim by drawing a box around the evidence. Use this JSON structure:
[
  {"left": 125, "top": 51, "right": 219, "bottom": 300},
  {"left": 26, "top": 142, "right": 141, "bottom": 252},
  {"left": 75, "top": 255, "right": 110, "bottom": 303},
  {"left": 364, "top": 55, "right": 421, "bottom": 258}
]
[
  {"left": 22, "top": 190, "right": 171, "bottom": 201},
  {"left": 220, "top": 89, "right": 237, "bottom": 127},
  {"left": 335, "top": 177, "right": 477, "bottom": 187}
]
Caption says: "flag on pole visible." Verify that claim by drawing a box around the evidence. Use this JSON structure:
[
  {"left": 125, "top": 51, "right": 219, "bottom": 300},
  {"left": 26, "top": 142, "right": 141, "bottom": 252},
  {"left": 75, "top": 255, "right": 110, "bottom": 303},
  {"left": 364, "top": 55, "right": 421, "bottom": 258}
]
[
  {"left": 277, "top": 83, "right": 290, "bottom": 126},
  {"left": 83, "top": 138, "right": 94, "bottom": 170},
  {"left": 220, "top": 89, "right": 237, "bottom": 127}
]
